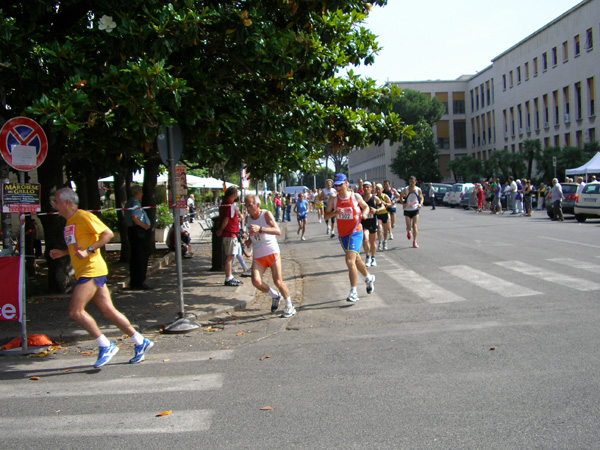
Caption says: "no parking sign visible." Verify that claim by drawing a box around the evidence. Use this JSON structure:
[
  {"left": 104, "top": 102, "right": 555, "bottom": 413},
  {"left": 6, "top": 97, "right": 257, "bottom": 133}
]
[{"left": 0, "top": 117, "right": 48, "bottom": 171}]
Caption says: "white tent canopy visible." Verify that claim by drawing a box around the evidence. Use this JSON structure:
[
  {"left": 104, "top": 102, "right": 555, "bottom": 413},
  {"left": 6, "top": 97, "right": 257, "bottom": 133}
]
[
  {"left": 566, "top": 152, "right": 600, "bottom": 176},
  {"left": 99, "top": 171, "right": 236, "bottom": 189}
]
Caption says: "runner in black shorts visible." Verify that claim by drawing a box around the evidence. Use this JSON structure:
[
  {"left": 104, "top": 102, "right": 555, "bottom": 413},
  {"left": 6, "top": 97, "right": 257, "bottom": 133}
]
[
  {"left": 399, "top": 175, "right": 424, "bottom": 248},
  {"left": 360, "top": 181, "right": 382, "bottom": 267}
]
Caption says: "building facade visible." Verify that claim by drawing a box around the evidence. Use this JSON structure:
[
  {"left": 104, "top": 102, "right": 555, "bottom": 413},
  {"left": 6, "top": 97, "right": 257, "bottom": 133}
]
[{"left": 349, "top": 0, "right": 599, "bottom": 186}]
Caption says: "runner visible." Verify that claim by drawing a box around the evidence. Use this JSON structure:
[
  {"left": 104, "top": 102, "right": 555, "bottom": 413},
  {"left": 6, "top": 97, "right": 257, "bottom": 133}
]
[
  {"left": 399, "top": 175, "right": 424, "bottom": 248},
  {"left": 324, "top": 173, "right": 376, "bottom": 303},
  {"left": 314, "top": 189, "right": 324, "bottom": 223},
  {"left": 382, "top": 180, "right": 399, "bottom": 240},
  {"left": 374, "top": 183, "right": 392, "bottom": 251},
  {"left": 294, "top": 192, "right": 308, "bottom": 240},
  {"left": 49, "top": 187, "right": 153, "bottom": 368},
  {"left": 320, "top": 179, "right": 337, "bottom": 238},
  {"left": 244, "top": 194, "right": 296, "bottom": 317},
  {"left": 360, "top": 181, "right": 383, "bottom": 267}
]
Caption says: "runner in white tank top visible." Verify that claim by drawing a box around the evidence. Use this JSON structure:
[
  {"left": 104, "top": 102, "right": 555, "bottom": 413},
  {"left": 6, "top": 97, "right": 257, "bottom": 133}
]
[{"left": 244, "top": 194, "right": 296, "bottom": 318}]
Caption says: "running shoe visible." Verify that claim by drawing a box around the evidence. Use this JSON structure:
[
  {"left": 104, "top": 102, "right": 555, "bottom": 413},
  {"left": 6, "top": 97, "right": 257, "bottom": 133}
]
[
  {"left": 389, "top": 232, "right": 394, "bottom": 240},
  {"left": 365, "top": 274, "right": 375, "bottom": 295},
  {"left": 370, "top": 257, "right": 377, "bottom": 267},
  {"left": 330, "top": 232, "right": 335, "bottom": 238},
  {"left": 413, "top": 242, "right": 419, "bottom": 248},
  {"left": 281, "top": 304, "right": 296, "bottom": 318},
  {"left": 129, "top": 338, "right": 154, "bottom": 364},
  {"left": 365, "top": 256, "right": 371, "bottom": 267},
  {"left": 301, "top": 236, "right": 306, "bottom": 241},
  {"left": 224, "top": 278, "right": 242, "bottom": 286},
  {"left": 94, "top": 342, "right": 119, "bottom": 368},
  {"left": 378, "top": 241, "right": 383, "bottom": 251},
  {"left": 297, "top": 227, "right": 301, "bottom": 235},
  {"left": 326, "top": 225, "right": 331, "bottom": 235},
  {"left": 271, "top": 294, "right": 281, "bottom": 313},
  {"left": 407, "top": 231, "right": 412, "bottom": 240},
  {"left": 347, "top": 291, "right": 359, "bottom": 303},
  {"left": 383, "top": 240, "right": 388, "bottom": 250}
]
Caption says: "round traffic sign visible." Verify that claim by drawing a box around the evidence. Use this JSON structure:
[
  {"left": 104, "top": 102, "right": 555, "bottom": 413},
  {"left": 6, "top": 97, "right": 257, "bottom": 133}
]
[{"left": 0, "top": 117, "right": 48, "bottom": 171}]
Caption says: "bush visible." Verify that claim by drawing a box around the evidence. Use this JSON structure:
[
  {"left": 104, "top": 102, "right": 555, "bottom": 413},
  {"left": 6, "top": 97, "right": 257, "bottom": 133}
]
[
  {"left": 100, "top": 210, "right": 119, "bottom": 230},
  {"left": 155, "top": 205, "right": 173, "bottom": 229}
]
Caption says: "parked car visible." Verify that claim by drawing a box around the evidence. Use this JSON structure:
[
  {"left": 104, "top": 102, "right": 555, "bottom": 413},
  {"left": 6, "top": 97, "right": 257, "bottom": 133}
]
[
  {"left": 459, "top": 186, "right": 478, "bottom": 209},
  {"left": 422, "top": 183, "right": 453, "bottom": 206},
  {"left": 574, "top": 182, "right": 600, "bottom": 222},
  {"left": 446, "top": 183, "right": 475, "bottom": 207},
  {"left": 546, "top": 182, "right": 578, "bottom": 218}
]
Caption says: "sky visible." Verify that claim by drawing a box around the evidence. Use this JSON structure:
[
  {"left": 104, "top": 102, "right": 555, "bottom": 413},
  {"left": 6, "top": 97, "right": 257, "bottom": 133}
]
[{"left": 351, "top": 0, "right": 584, "bottom": 84}]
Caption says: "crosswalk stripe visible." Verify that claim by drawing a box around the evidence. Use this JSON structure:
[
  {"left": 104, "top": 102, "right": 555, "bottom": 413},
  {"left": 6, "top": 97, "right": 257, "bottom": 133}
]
[
  {"left": 0, "top": 410, "right": 213, "bottom": 437},
  {"left": 379, "top": 256, "right": 466, "bottom": 303},
  {"left": 324, "top": 273, "right": 386, "bottom": 309},
  {"left": 496, "top": 261, "right": 600, "bottom": 291},
  {"left": 547, "top": 258, "right": 600, "bottom": 275},
  {"left": 0, "top": 373, "right": 223, "bottom": 398},
  {"left": 0, "top": 350, "right": 234, "bottom": 373},
  {"left": 440, "top": 265, "right": 541, "bottom": 297}
]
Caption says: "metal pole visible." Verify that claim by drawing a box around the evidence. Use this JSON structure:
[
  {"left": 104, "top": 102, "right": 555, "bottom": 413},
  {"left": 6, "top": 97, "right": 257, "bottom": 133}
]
[
  {"left": 167, "top": 128, "right": 185, "bottom": 318},
  {"left": 19, "top": 212, "right": 27, "bottom": 352}
]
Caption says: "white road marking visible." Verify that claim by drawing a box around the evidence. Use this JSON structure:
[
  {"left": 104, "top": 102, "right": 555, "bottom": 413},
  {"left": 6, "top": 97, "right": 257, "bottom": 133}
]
[
  {"left": 440, "top": 265, "right": 541, "bottom": 297},
  {"left": 547, "top": 258, "right": 600, "bottom": 275},
  {"left": 0, "top": 373, "right": 223, "bottom": 398},
  {"left": 0, "top": 410, "right": 214, "bottom": 437},
  {"left": 540, "top": 236, "right": 600, "bottom": 249},
  {"left": 496, "top": 261, "right": 600, "bottom": 291}
]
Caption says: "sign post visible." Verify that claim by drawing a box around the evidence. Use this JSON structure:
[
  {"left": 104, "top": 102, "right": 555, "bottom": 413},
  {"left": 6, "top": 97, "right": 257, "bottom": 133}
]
[
  {"left": 156, "top": 125, "right": 199, "bottom": 333},
  {"left": 0, "top": 117, "right": 48, "bottom": 353}
]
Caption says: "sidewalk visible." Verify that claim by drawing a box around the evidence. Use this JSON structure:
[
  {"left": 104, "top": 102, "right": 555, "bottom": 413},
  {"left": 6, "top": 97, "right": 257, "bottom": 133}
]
[{"left": 0, "top": 220, "right": 291, "bottom": 346}]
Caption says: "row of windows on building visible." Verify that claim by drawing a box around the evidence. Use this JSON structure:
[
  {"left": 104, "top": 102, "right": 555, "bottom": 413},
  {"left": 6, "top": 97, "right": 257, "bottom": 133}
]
[{"left": 502, "top": 27, "right": 595, "bottom": 92}]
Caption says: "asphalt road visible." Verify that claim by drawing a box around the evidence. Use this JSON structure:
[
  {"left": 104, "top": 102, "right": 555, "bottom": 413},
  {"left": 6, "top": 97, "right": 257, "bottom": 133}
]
[{"left": 2, "top": 207, "right": 600, "bottom": 449}]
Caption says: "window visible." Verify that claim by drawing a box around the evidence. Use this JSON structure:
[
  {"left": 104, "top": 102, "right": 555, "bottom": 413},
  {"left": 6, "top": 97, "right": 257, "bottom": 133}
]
[
  {"left": 524, "top": 62, "right": 529, "bottom": 80},
  {"left": 453, "top": 121, "right": 466, "bottom": 148},
  {"left": 534, "top": 98, "right": 540, "bottom": 130},
  {"left": 542, "top": 52, "right": 548, "bottom": 71},
  {"left": 585, "top": 28, "right": 593, "bottom": 50},
  {"left": 552, "top": 47, "right": 558, "bottom": 66},
  {"left": 575, "top": 82, "right": 582, "bottom": 120},
  {"left": 525, "top": 101, "right": 531, "bottom": 130},
  {"left": 563, "top": 86, "right": 570, "bottom": 122},
  {"left": 562, "top": 41, "right": 568, "bottom": 62},
  {"left": 543, "top": 94, "right": 549, "bottom": 126},
  {"left": 502, "top": 74, "right": 507, "bottom": 90},
  {"left": 517, "top": 66, "right": 521, "bottom": 84},
  {"left": 533, "top": 57, "right": 538, "bottom": 76},
  {"left": 510, "top": 107, "right": 515, "bottom": 136},
  {"left": 587, "top": 77, "right": 595, "bottom": 117},
  {"left": 518, "top": 104, "right": 523, "bottom": 132},
  {"left": 574, "top": 35, "right": 580, "bottom": 56},
  {"left": 509, "top": 70, "right": 514, "bottom": 88}
]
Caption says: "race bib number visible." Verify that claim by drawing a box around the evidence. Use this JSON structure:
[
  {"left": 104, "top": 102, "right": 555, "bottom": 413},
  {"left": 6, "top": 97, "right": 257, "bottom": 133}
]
[
  {"left": 64, "top": 225, "right": 77, "bottom": 247},
  {"left": 338, "top": 207, "right": 353, "bottom": 220}
]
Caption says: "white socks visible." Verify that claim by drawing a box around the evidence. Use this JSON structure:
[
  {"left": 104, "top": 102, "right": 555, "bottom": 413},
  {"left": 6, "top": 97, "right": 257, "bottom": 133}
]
[{"left": 96, "top": 334, "right": 110, "bottom": 348}]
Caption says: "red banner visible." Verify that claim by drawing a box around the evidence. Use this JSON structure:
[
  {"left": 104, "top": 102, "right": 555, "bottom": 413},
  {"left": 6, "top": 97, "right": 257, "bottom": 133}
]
[{"left": 0, "top": 256, "right": 22, "bottom": 321}]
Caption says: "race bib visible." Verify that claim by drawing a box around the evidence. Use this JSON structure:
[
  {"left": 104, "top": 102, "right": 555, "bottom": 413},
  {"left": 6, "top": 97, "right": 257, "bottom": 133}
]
[
  {"left": 64, "top": 225, "right": 77, "bottom": 247},
  {"left": 338, "top": 207, "right": 353, "bottom": 220}
]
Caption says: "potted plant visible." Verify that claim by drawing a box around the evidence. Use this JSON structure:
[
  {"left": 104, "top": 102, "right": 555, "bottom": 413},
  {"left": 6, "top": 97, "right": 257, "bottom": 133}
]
[{"left": 155, "top": 205, "right": 173, "bottom": 242}]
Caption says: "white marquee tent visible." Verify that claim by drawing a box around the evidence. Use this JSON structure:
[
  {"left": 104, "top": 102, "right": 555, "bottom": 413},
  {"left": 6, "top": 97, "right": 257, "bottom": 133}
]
[
  {"left": 566, "top": 152, "right": 600, "bottom": 176},
  {"left": 99, "top": 171, "right": 236, "bottom": 189}
]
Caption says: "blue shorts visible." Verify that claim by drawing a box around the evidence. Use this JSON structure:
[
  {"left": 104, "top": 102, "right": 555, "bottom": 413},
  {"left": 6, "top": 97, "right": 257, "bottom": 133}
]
[
  {"left": 339, "top": 231, "right": 363, "bottom": 254},
  {"left": 297, "top": 214, "right": 307, "bottom": 222},
  {"left": 76, "top": 275, "right": 107, "bottom": 287}
]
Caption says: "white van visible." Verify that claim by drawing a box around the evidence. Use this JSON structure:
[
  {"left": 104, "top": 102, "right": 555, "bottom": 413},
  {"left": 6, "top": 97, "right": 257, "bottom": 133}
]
[
  {"left": 574, "top": 181, "right": 600, "bottom": 222},
  {"left": 446, "top": 183, "right": 475, "bottom": 207}
]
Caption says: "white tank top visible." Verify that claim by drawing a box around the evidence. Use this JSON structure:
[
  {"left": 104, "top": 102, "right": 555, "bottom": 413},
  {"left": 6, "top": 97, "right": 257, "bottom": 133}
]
[{"left": 247, "top": 210, "right": 280, "bottom": 259}]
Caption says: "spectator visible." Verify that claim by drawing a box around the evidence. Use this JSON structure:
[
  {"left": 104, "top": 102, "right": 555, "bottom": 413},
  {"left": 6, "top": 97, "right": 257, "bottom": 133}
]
[
  {"left": 124, "top": 185, "right": 153, "bottom": 290},
  {"left": 550, "top": 178, "right": 564, "bottom": 222},
  {"left": 216, "top": 186, "right": 242, "bottom": 286},
  {"left": 167, "top": 216, "right": 193, "bottom": 258}
]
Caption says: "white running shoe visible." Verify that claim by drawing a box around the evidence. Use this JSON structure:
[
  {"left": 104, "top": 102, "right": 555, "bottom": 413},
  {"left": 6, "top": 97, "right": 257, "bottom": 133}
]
[
  {"left": 282, "top": 304, "right": 296, "bottom": 318},
  {"left": 347, "top": 291, "right": 359, "bottom": 303},
  {"left": 326, "top": 225, "right": 331, "bottom": 235},
  {"left": 365, "top": 256, "right": 371, "bottom": 267},
  {"left": 365, "top": 274, "right": 375, "bottom": 294},
  {"left": 383, "top": 240, "right": 388, "bottom": 250},
  {"left": 389, "top": 232, "right": 394, "bottom": 240},
  {"left": 378, "top": 241, "right": 383, "bottom": 251},
  {"left": 370, "top": 257, "right": 377, "bottom": 267}
]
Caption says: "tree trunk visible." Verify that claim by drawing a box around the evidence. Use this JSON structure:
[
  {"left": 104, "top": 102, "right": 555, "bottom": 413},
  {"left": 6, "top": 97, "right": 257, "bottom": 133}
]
[{"left": 143, "top": 155, "right": 161, "bottom": 253}]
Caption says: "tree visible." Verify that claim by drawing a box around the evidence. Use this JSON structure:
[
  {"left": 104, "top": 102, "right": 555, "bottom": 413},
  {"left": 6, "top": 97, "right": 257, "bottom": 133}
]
[
  {"left": 391, "top": 89, "right": 445, "bottom": 126},
  {"left": 390, "top": 119, "right": 441, "bottom": 183},
  {"left": 522, "top": 139, "right": 542, "bottom": 179},
  {"left": 446, "top": 155, "right": 482, "bottom": 183}
]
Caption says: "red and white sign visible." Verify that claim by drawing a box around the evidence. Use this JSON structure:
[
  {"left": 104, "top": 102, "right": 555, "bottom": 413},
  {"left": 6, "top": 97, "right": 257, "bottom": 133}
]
[
  {"left": 0, "top": 117, "right": 48, "bottom": 171},
  {"left": 0, "top": 256, "right": 22, "bottom": 322},
  {"left": 174, "top": 165, "right": 188, "bottom": 209}
]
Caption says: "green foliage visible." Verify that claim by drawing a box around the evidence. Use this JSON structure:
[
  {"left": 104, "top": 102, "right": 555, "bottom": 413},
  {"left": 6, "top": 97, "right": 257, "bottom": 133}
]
[
  {"left": 100, "top": 210, "right": 119, "bottom": 230},
  {"left": 446, "top": 156, "right": 483, "bottom": 183},
  {"left": 390, "top": 119, "right": 441, "bottom": 183},
  {"left": 155, "top": 205, "right": 173, "bottom": 229},
  {"left": 391, "top": 89, "right": 446, "bottom": 126}
]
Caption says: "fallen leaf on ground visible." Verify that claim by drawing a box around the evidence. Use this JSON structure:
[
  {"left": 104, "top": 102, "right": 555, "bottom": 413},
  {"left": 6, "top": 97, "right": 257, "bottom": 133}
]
[
  {"left": 156, "top": 410, "right": 173, "bottom": 417},
  {"left": 29, "top": 376, "right": 40, "bottom": 381},
  {"left": 163, "top": 359, "right": 171, "bottom": 362},
  {"left": 209, "top": 356, "right": 215, "bottom": 360},
  {"left": 32, "top": 350, "right": 48, "bottom": 357},
  {"left": 490, "top": 347, "right": 497, "bottom": 351},
  {"left": 63, "top": 369, "right": 72, "bottom": 373},
  {"left": 259, "top": 355, "right": 272, "bottom": 361},
  {"left": 222, "top": 347, "right": 230, "bottom": 350},
  {"left": 236, "top": 332, "right": 244, "bottom": 336},
  {"left": 260, "top": 406, "right": 274, "bottom": 410},
  {"left": 79, "top": 351, "right": 95, "bottom": 357}
]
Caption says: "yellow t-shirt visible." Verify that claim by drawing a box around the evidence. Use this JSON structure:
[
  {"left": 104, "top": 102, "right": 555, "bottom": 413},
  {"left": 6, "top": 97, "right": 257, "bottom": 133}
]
[
  {"left": 64, "top": 210, "right": 109, "bottom": 279},
  {"left": 376, "top": 193, "right": 390, "bottom": 215}
]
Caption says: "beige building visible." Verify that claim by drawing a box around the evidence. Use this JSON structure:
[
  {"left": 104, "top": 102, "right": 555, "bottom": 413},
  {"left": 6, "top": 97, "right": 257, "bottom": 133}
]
[{"left": 349, "top": 0, "right": 599, "bottom": 185}]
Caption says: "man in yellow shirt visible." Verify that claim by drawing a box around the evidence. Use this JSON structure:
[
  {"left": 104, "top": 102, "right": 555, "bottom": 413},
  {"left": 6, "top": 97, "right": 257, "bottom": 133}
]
[{"left": 49, "top": 187, "right": 153, "bottom": 368}]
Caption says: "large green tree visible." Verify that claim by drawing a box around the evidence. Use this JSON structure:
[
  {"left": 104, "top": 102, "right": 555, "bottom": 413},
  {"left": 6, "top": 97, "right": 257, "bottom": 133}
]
[
  {"left": 391, "top": 88, "right": 445, "bottom": 126},
  {"left": 390, "top": 119, "right": 441, "bottom": 183}
]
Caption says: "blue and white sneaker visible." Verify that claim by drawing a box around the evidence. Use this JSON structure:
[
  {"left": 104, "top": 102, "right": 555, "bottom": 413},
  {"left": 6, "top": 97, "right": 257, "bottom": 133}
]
[
  {"left": 347, "top": 291, "right": 359, "bottom": 303},
  {"left": 129, "top": 338, "right": 154, "bottom": 364},
  {"left": 365, "top": 274, "right": 375, "bottom": 295},
  {"left": 94, "top": 342, "right": 119, "bottom": 368}
]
